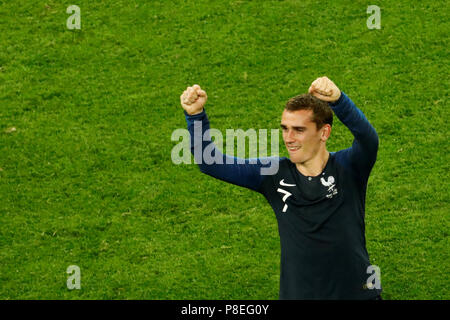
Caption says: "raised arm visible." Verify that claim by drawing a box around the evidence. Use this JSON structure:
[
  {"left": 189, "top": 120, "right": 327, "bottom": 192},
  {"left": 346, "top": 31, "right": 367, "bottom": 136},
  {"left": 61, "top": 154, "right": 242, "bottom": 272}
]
[
  {"left": 309, "top": 77, "right": 379, "bottom": 180},
  {"left": 180, "top": 85, "right": 277, "bottom": 192}
]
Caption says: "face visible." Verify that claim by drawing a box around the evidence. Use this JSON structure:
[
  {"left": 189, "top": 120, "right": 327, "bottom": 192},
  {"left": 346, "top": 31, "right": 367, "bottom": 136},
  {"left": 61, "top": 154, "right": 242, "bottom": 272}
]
[{"left": 281, "top": 109, "right": 330, "bottom": 164}]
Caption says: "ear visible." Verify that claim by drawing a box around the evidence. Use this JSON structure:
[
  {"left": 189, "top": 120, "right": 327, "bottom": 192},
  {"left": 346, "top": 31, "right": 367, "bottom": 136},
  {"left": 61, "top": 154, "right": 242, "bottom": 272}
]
[{"left": 320, "top": 124, "right": 332, "bottom": 142}]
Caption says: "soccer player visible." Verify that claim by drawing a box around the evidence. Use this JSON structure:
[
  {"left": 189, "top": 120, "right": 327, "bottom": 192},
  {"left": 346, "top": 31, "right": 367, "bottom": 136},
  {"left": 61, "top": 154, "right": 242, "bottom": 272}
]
[{"left": 180, "top": 77, "right": 382, "bottom": 300}]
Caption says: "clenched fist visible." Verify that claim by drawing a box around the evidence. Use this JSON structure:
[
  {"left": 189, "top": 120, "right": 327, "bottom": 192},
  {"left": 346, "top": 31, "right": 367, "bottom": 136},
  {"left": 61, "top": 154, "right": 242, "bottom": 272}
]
[
  {"left": 180, "top": 84, "right": 207, "bottom": 115},
  {"left": 308, "top": 76, "right": 341, "bottom": 102}
]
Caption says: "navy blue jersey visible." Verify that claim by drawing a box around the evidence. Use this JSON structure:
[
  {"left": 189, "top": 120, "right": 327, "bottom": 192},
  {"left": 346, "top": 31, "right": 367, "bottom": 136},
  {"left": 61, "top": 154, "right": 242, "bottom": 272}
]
[{"left": 184, "top": 92, "right": 381, "bottom": 299}]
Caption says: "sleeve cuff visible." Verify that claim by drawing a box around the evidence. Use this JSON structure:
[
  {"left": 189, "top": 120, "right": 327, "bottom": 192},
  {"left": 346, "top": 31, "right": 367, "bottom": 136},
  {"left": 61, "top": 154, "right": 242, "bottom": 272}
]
[
  {"left": 329, "top": 92, "right": 346, "bottom": 108},
  {"left": 184, "top": 108, "right": 206, "bottom": 120}
]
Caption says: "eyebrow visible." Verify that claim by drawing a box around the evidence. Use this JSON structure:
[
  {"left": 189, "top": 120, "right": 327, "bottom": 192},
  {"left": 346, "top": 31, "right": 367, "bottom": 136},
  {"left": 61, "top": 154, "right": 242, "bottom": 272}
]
[{"left": 280, "top": 124, "right": 307, "bottom": 130}]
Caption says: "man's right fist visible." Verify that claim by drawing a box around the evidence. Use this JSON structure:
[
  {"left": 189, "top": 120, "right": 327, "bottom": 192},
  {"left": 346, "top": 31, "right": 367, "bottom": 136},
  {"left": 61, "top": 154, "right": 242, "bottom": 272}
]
[{"left": 180, "top": 84, "right": 207, "bottom": 115}]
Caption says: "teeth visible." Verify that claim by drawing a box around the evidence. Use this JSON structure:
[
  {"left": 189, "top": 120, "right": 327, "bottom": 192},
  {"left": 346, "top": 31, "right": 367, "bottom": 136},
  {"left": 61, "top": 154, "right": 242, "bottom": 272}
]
[{"left": 288, "top": 146, "right": 300, "bottom": 151}]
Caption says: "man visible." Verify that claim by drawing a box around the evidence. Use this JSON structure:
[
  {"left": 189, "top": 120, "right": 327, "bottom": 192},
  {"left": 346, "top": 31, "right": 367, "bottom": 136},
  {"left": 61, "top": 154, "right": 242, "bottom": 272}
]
[{"left": 180, "top": 77, "right": 381, "bottom": 300}]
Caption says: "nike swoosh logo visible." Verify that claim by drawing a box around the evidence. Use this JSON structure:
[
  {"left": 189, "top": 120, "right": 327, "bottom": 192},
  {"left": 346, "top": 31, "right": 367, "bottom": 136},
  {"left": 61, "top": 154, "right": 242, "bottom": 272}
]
[{"left": 280, "top": 179, "right": 296, "bottom": 187}]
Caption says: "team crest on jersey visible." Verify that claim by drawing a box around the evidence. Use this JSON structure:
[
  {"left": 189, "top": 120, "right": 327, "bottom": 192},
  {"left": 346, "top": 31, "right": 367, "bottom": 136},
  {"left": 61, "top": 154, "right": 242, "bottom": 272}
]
[{"left": 320, "top": 175, "right": 338, "bottom": 199}]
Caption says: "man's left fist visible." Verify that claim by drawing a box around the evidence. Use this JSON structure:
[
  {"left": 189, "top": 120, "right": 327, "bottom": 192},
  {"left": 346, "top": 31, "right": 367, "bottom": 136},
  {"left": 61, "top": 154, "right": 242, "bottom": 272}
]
[{"left": 308, "top": 76, "right": 341, "bottom": 102}]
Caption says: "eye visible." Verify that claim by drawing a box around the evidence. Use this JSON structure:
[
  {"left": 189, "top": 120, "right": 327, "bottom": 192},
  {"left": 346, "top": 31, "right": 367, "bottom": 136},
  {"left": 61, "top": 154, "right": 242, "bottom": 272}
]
[{"left": 296, "top": 128, "right": 304, "bottom": 133}]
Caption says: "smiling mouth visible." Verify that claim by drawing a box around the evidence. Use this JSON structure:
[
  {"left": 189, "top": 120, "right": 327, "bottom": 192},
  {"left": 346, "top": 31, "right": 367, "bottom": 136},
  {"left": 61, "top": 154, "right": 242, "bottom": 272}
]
[{"left": 287, "top": 146, "right": 301, "bottom": 152}]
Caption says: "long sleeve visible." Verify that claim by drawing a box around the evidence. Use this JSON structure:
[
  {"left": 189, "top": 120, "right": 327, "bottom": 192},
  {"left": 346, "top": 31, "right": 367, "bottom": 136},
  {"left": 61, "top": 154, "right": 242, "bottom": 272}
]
[
  {"left": 184, "top": 109, "right": 278, "bottom": 192},
  {"left": 329, "top": 92, "right": 379, "bottom": 181}
]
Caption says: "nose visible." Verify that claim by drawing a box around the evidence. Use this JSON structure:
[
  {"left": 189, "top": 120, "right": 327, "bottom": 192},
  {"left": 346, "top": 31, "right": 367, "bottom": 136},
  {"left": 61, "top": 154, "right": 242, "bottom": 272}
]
[{"left": 284, "top": 129, "right": 295, "bottom": 143}]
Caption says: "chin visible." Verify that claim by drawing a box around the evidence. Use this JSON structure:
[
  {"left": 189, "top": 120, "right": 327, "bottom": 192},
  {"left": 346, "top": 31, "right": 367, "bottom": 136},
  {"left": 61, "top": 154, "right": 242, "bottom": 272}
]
[{"left": 288, "top": 153, "right": 306, "bottom": 164}]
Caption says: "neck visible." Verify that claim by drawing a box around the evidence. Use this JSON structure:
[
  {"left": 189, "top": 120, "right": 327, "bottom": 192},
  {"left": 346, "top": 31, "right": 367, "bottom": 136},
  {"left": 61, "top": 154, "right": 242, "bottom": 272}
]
[{"left": 296, "top": 148, "right": 330, "bottom": 177}]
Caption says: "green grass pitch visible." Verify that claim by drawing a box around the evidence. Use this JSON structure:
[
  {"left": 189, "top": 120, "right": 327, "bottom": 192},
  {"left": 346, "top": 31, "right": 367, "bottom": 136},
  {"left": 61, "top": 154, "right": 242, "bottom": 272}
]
[{"left": 0, "top": 0, "right": 448, "bottom": 299}]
